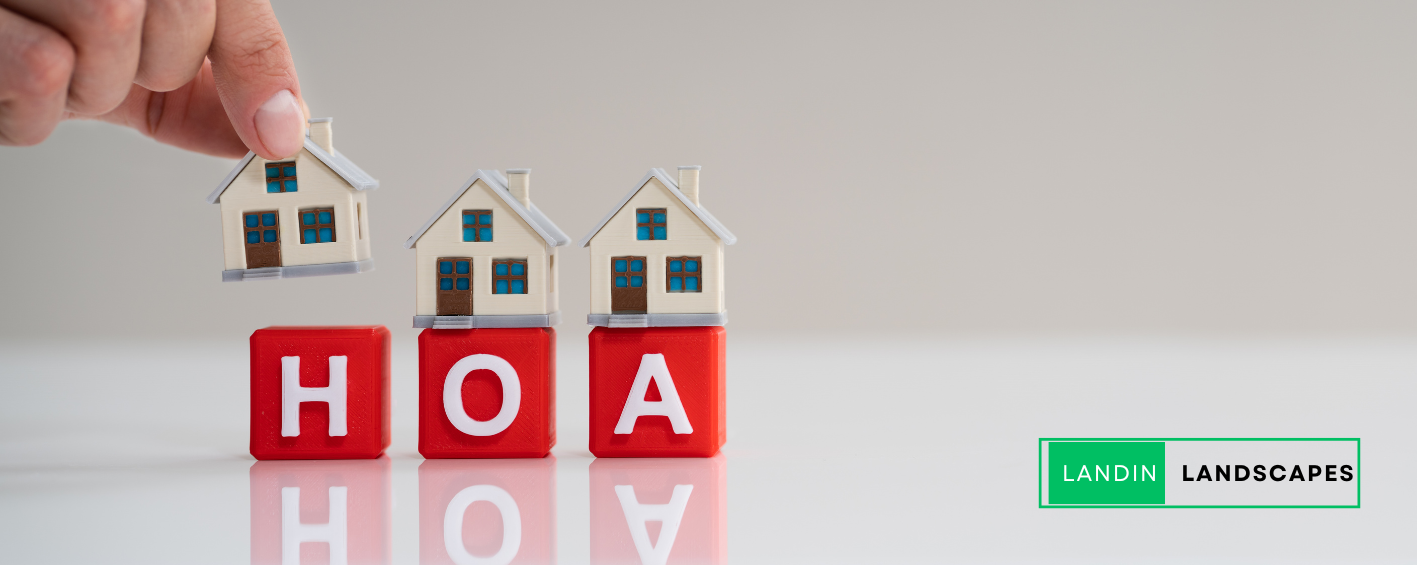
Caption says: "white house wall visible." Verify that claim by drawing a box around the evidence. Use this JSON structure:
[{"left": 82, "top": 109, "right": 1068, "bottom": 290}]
[
  {"left": 413, "top": 179, "right": 555, "bottom": 317},
  {"left": 218, "top": 150, "right": 368, "bottom": 270},
  {"left": 588, "top": 176, "right": 726, "bottom": 315}
]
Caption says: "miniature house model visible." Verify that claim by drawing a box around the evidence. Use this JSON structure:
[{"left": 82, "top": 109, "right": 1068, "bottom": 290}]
[
  {"left": 580, "top": 166, "right": 736, "bottom": 327},
  {"left": 405, "top": 169, "right": 570, "bottom": 328},
  {"left": 206, "top": 118, "right": 379, "bottom": 281}
]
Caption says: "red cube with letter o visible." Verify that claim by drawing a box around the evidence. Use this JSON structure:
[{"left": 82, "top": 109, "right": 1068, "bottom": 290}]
[{"left": 418, "top": 328, "right": 556, "bottom": 459}]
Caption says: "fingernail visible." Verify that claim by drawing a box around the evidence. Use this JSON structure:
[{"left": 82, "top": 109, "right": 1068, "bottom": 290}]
[{"left": 254, "top": 90, "right": 304, "bottom": 158}]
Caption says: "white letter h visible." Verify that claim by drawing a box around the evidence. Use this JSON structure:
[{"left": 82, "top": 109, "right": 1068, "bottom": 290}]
[{"left": 282, "top": 356, "right": 347, "bottom": 437}]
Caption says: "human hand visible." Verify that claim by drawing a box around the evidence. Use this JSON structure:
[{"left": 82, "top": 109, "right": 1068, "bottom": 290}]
[{"left": 0, "top": 0, "right": 306, "bottom": 159}]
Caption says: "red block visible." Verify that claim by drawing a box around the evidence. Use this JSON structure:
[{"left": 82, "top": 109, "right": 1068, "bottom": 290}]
[
  {"left": 589, "top": 326, "right": 726, "bottom": 458},
  {"left": 250, "top": 326, "right": 391, "bottom": 460},
  {"left": 250, "top": 457, "right": 391, "bottom": 565},
  {"left": 419, "top": 457, "right": 556, "bottom": 565},
  {"left": 590, "top": 456, "right": 727, "bottom": 564},
  {"left": 419, "top": 328, "right": 556, "bottom": 458}
]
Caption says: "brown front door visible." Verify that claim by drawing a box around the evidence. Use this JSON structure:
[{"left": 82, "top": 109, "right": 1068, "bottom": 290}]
[
  {"left": 436, "top": 257, "right": 473, "bottom": 316},
  {"left": 611, "top": 256, "right": 647, "bottom": 313},
  {"left": 242, "top": 211, "right": 282, "bottom": 268}
]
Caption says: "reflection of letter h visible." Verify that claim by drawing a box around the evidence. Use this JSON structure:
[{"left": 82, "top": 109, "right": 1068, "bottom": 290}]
[
  {"left": 282, "top": 356, "right": 348, "bottom": 437},
  {"left": 282, "top": 486, "right": 348, "bottom": 565}
]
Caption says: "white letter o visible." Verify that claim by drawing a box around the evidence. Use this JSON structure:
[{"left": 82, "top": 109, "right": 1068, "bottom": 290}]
[{"left": 443, "top": 354, "right": 521, "bottom": 436}]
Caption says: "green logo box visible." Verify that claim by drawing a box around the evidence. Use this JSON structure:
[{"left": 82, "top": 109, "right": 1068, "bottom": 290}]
[{"left": 1037, "top": 438, "right": 1361, "bottom": 508}]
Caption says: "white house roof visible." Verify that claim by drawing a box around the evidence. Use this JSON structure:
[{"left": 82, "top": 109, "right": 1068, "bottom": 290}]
[
  {"left": 403, "top": 169, "right": 571, "bottom": 249},
  {"left": 577, "top": 168, "right": 737, "bottom": 247},
  {"left": 205, "top": 138, "right": 380, "bottom": 204}
]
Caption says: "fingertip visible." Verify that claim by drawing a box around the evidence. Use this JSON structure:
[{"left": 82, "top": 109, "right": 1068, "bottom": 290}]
[{"left": 253, "top": 89, "right": 303, "bottom": 159}]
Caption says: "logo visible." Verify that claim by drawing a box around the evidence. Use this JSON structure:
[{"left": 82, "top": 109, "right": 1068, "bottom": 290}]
[{"left": 1038, "top": 438, "right": 1359, "bottom": 508}]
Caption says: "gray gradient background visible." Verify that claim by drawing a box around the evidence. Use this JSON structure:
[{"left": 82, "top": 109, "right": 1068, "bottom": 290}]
[{"left": 4, "top": 0, "right": 1417, "bottom": 339}]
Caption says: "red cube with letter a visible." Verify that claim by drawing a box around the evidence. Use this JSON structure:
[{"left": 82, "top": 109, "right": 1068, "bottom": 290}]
[
  {"left": 419, "top": 328, "right": 556, "bottom": 458},
  {"left": 250, "top": 326, "right": 391, "bottom": 460},
  {"left": 589, "top": 326, "right": 725, "bottom": 458}
]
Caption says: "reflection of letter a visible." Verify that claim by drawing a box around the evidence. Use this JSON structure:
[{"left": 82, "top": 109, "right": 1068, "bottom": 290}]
[
  {"left": 444, "top": 485, "right": 522, "bottom": 565},
  {"left": 615, "top": 484, "right": 693, "bottom": 565}
]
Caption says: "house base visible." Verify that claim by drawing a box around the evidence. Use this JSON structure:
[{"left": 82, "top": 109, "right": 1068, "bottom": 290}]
[
  {"left": 414, "top": 311, "right": 561, "bottom": 329},
  {"left": 587, "top": 312, "right": 727, "bottom": 328},
  {"left": 222, "top": 259, "right": 375, "bottom": 282}
]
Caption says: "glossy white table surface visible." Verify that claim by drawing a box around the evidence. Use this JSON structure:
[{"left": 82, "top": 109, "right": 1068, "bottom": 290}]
[{"left": 1, "top": 334, "right": 1411, "bottom": 563}]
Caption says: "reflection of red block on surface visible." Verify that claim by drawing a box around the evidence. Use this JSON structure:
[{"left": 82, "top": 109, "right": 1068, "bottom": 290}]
[
  {"left": 418, "top": 457, "right": 556, "bottom": 565},
  {"left": 419, "top": 328, "right": 556, "bottom": 458},
  {"left": 250, "top": 457, "right": 392, "bottom": 565},
  {"left": 589, "top": 326, "right": 725, "bottom": 458},
  {"left": 590, "top": 456, "right": 727, "bottom": 565},
  {"left": 250, "top": 326, "right": 391, "bottom": 460}
]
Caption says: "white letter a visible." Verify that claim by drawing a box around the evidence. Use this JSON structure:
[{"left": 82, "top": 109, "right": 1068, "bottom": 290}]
[{"left": 614, "top": 354, "right": 693, "bottom": 434}]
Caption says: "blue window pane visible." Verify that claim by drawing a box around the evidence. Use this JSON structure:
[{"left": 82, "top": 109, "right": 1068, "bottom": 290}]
[
  {"left": 480, "top": 214, "right": 492, "bottom": 225},
  {"left": 440, "top": 278, "right": 453, "bottom": 290},
  {"left": 669, "top": 261, "right": 682, "bottom": 272},
  {"left": 457, "top": 278, "right": 470, "bottom": 291},
  {"left": 463, "top": 212, "right": 474, "bottom": 224},
  {"left": 653, "top": 226, "right": 666, "bottom": 240},
  {"left": 495, "top": 263, "right": 508, "bottom": 276},
  {"left": 303, "top": 229, "right": 316, "bottom": 243},
  {"left": 615, "top": 276, "right": 627, "bottom": 288},
  {"left": 319, "top": 228, "right": 333, "bottom": 243},
  {"left": 283, "top": 166, "right": 296, "bottom": 177},
  {"left": 687, "top": 276, "right": 699, "bottom": 291},
  {"left": 637, "top": 212, "right": 649, "bottom": 223},
  {"left": 614, "top": 260, "right": 627, "bottom": 273},
  {"left": 284, "top": 180, "right": 298, "bottom": 192},
  {"left": 266, "top": 167, "right": 279, "bottom": 178},
  {"left": 246, "top": 231, "right": 259, "bottom": 244},
  {"left": 511, "top": 262, "right": 525, "bottom": 276},
  {"left": 456, "top": 261, "right": 469, "bottom": 274},
  {"left": 439, "top": 262, "right": 452, "bottom": 274},
  {"left": 318, "top": 211, "right": 332, "bottom": 224},
  {"left": 654, "top": 213, "right": 666, "bottom": 223},
  {"left": 463, "top": 227, "right": 475, "bottom": 242},
  {"left": 245, "top": 215, "right": 258, "bottom": 227},
  {"left": 267, "top": 181, "right": 280, "bottom": 193},
  {"left": 511, "top": 280, "right": 525, "bottom": 294},
  {"left": 686, "top": 260, "right": 699, "bottom": 272},
  {"left": 630, "top": 276, "right": 643, "bottom": 287},
  {"left": 630, "top": 260, "right": 643, "bottom": 272},
  {"left": 637, "top": 226, "right": 649, "bottom": 240},
  {"left": 670, "top": 278, "right": 682, "bottom": 291},
  {"left": 262, "top": 213, "right": 276, "bottom": 226},
  {"left": 479, "top": 228, "right": 492, "bottom": 241},
  {"left": 495, "top": 280, "right": 508, "bottom": 294},
  {"left": 264, "top": 230, "right": 277, "bottom": 243},
  {"left": 302, "top": 213, "right": 315, "bottom": 225}
]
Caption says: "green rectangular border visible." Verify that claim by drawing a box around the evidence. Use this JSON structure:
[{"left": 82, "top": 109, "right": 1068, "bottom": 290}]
[{"left": 1037, "top": 438, "right": 1360, "bottom": 509}]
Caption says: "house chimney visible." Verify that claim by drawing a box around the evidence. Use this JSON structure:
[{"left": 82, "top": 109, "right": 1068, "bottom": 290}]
[
  {"left": 678, "top": 166, "right": 701, "bottom": 206},
  {"left": 308, "top": 118, "right": 333, "bottom": 152},
  {"left": 506, "top": 169, "right": 531, "bottom": 208}
]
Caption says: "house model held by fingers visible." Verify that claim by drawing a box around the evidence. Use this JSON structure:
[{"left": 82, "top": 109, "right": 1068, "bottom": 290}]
[
  {"left": 207, "top": 118, "right": 379, "bottom": 281},
  {"left": 404, "top": 169, "right": 570, "bottom": 329},
  {"left": 580, "top": 166, "right": 736, "bottom": 327}
]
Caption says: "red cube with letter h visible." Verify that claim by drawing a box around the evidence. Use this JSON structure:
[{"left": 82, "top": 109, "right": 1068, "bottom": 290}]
[
  {"left": 419, "top": 328, "right": 556, "bottom": 458},
  {"left": 250, "top": 326, "right": 391, "bottom": 460},
  {"left": 589, "top": 326, "right": 725, "bottom": 458}
]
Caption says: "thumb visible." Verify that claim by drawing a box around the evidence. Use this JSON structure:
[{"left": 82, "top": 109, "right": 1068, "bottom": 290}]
[{"left": 208, "top": 0, "right": 306, "bottom": 160}]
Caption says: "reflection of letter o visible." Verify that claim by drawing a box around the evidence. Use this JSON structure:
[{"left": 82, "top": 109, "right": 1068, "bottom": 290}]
[
  {"left": 443, "top": 354, "right": 521, "bottom": 436},
  {"left": 444, "top": 485, "right": 521, "bottom": 565}
]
